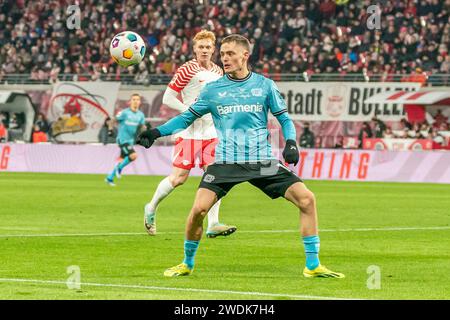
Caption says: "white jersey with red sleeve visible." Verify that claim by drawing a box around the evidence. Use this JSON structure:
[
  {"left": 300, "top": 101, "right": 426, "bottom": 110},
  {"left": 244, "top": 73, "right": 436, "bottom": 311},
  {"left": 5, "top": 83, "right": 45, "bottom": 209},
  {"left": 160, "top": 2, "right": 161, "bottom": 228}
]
[{"left": 167, "top": 58, "right": 223, "bottom": 139}]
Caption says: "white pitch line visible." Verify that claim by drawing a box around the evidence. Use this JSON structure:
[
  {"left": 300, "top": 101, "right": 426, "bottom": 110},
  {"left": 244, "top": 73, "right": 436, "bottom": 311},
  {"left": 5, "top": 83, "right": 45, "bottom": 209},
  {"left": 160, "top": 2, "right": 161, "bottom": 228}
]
[
  {"left": 0, "top": 227, "right": 441, "bottom": 238},
  {"left": 0, "top": 232, "right": 146, "bottom": 238},
  {"left": 0, "top": 278, "right": 359, "bottom": 300},
  {"left": 0, "top": 226, "right": 449, "bottom": 238}
]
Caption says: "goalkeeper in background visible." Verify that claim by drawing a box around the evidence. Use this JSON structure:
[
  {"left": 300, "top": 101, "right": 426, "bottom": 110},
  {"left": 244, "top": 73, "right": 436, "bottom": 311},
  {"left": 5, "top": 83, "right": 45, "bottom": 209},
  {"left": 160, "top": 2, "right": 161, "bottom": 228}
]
[
  {"left": 105, "top": 93, "right": 146, "bottom": 186},
  {"left": 137, "top": 34, "right": 344, "bottom": 279}
]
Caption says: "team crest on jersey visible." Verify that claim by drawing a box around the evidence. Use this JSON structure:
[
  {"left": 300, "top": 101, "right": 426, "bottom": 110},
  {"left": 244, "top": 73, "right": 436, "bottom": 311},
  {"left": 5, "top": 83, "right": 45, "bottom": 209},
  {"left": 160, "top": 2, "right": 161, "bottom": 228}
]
[
  {"left": 203, "top": 174, "right": 215, "bottom": 183},
  {"left": 251, "top": 88, "right": 263, "bottom": 97}
]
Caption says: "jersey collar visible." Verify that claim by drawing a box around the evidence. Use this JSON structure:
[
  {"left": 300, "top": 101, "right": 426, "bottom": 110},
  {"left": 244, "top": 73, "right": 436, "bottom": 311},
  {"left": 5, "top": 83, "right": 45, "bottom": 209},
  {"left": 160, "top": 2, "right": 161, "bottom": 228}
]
[
  {"left": 226, "top": 71, "right": 252, "bottom": 82},
  {"left": 193, "top": 58, "right": 214, "bottom": 72}
]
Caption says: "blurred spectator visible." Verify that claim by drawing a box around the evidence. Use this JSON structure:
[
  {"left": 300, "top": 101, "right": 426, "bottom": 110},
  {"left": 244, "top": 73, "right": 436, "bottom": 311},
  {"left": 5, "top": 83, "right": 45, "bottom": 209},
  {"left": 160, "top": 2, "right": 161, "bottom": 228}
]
[
  {"left": 383, "top": 127, "right": 394, "bottom": 139},
  {"left": 7, "top": 113, "right": 25, "bottom": 141},
  {"left": 406, "top": 67, "right": 428, "bottom": 86},
  {"left": 400, "top": 118, "right": 413, "bottom": 130},
  {"left": 412, "top": 122, "right": 421, "bottom": 133},
  {"left": 314, "top": 136, "right": 323, "bottom": 149},
  {"left": 372, "top": 116, "right": 387, "bottom": 138},
  {"left": 0, "top": 112, "right": 8, "bottom": 128},
  {"left": 299, "top": 122, "right": 315, "bottom": 148},
  {"left": 334, "top": 136, "right": 344, "bottom": 149},
  {"left": 438, "top": 121, "right": 450, "bottom": 131},
  {"left": 430, "top": 127, "right": 446, "bottom": 149},
  {"left": 134, "top": 61, "right": 150, "bottom": 85},
  {"left": 0, "top": 120, "right": 7, "bottom": 142},
  {"left": 358, "top": 122, "right": 373, "bottom": 148},
  {"left": 8, "top": 113, "right": 20, "bottom": 130},
  {"left": 35, "top": 113, "right": 50, "bottom": 134},
  {"left": 414, "top": 129, "right": 425, "bottom": 139},
  {"left": 399, "top": 128, "right": 411, "bottom": 139},
  {"left": 433, "top": 109, "right": 448, "bottom": 127},
  {"left": 32, "top": 124, "right": 48, "bottom": 143},
  {"left": 0, "top": 0, "right": 448, "bottom": 81},
  {"left": 98, "top": 117, "right": 117, "bottom": 145},
  {"left": 420, "top": 121, "right": 430, "bottom": 132}
]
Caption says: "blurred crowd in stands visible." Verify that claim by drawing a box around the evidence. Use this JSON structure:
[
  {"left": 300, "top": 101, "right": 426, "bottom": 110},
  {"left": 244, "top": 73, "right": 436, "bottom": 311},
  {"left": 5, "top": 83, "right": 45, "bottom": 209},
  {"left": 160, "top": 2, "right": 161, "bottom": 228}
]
[
  {"left": 0, "top": 0, "right": 449, "bottom": 149},
  {"left": 0, "top": 111, "right": 50, "bottom": 143},
  {"left": 0, "top": 108, "right": 449, "bottom": 149},
  {"left": 298, "top": 110, "right": 450, "bottom": 150},
  {"left": 0, "top": 0, "right": 449, "bottom": 85}
]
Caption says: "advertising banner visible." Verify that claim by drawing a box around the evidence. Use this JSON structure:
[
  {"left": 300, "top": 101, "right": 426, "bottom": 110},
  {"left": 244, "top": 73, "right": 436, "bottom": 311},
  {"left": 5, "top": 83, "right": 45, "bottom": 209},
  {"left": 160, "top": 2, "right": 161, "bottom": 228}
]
[
  {"left": 363, "top": 138, "right": 433, "bottom": 151},
  {"left": 276, "top": 82, "right": 422, "bottom": 121},
  {"left": 2, "top": 144, "right": 449, "bottom": 184},
  {"left": 47, "top": 82, "right": 121, "bottom": 142}
]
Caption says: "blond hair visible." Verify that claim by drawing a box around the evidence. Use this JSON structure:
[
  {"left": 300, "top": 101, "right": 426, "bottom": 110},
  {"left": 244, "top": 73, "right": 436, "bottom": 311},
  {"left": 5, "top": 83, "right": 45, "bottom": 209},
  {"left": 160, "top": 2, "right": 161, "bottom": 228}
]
[{"left": 193, "top": 30, "right": 216, "bottom": 46}]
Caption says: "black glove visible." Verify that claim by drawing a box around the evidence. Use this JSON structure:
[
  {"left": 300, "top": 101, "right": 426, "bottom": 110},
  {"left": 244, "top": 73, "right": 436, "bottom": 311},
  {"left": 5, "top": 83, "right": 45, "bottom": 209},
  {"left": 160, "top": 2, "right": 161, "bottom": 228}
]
[
  {"left": 282, "top": 139, "right": 299, "bottom": 165},
  {"left": 136, "top": 127, "right": 161, "bottom": 149}
]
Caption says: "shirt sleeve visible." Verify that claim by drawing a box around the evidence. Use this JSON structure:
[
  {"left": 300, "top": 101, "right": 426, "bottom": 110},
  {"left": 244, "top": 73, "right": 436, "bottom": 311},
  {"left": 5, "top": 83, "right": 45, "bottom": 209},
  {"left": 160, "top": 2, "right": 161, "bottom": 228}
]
[
  {"left": 186, "top": 86, "right": 211, "bottom": 118},
  {"left": 167, "top": 62, "right": 200, "bottom": 93},
  {"left": 267, "top": 80, "right": 287, "bottom": 116},
  {"left": 266, "top": 80, "right": 296, "bottom": 141},
  {"left": 162, "top": 87, "right": 188, "bottom": 112},
  {"left": 115, "top": 110, "right": 126, "bottom": 122},
  {"left": 157, "top": 86, "right": 211, "bottom": 136}
]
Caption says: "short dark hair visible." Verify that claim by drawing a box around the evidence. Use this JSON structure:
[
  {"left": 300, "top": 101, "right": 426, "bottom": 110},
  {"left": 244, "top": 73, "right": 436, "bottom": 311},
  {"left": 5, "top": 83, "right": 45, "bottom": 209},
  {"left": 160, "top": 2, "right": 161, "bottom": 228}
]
[{"left": 221, "top": 34, "right": 250, "bottom": 51}]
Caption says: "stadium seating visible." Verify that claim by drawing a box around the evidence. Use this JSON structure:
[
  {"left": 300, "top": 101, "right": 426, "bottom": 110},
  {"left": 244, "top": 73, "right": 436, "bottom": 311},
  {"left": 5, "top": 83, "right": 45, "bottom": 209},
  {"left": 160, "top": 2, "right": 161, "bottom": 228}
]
[
  {"left": 0, "top": 0, "right": 448, "bottom": 83},
  {"left": 0, "top": 0, "right": 448, "bottom": 149}
]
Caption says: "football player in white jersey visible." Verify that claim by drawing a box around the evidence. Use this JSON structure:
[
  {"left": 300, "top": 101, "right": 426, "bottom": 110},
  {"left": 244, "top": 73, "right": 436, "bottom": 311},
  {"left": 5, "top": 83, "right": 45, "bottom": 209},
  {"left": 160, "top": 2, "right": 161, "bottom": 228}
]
[{"left": 144, "top": 30, "right": 236, "bottom": 237}]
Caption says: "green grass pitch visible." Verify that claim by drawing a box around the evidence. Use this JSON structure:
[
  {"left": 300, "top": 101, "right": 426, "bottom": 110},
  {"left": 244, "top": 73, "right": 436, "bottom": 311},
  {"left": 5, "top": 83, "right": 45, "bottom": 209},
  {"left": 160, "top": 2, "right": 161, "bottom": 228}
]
[{"left": 0, "top": 172, "right": 449, "bottom": 300}]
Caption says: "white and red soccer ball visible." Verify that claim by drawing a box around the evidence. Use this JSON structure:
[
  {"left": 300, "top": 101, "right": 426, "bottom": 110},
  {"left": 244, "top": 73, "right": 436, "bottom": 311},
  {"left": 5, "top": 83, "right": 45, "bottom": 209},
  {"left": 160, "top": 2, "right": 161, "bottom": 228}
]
[{"left": 109, "top": 31, "right": 146, "bottom": 67}]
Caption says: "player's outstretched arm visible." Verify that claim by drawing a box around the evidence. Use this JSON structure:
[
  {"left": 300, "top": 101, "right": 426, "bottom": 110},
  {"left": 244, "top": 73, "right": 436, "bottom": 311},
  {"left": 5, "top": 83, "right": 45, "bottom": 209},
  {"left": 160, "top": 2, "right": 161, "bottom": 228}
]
[
  {"left": 267, "top": 79, "right": 299, "bottom": 165},
  {"left": 276, "top": 112, "right": 299, "bottom": 165},
  {"left": 162, "top": 87, "right": 188, "bottom": 112},
  {"left": 136, "top": 109, "right": 197, "bottom": 148},
  {"left": 137, "top": 88, "right": 211, "bottom": 149}
]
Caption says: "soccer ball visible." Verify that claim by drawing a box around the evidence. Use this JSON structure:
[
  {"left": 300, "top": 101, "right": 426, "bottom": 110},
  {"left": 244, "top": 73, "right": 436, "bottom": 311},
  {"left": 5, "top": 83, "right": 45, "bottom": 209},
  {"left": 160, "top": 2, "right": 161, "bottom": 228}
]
[{"left": 109, "top": 31, "right": 146, "bottom": 67}]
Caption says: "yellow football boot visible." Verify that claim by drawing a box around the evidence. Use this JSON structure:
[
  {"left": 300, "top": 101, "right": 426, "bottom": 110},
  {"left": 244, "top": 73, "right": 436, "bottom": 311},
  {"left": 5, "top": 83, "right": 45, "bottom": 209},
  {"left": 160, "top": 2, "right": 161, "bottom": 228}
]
[
  {"left": 164, "top": 263, "right": 193, "bottom": 277},
  {"left": 303, "top": 265, "right": 345, "bottom": 278}
]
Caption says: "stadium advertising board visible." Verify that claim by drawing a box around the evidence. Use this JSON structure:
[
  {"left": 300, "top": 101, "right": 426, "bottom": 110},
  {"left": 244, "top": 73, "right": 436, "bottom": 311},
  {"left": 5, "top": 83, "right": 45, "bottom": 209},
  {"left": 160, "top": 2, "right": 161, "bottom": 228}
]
[
  {"left": 0, "top": 144, "right": 10, "bottom": 170},
  {"left": 276, "top": 82, "right": 422, "bottom": 122},
  {"left": 48, "top": 82, "right": 120, "bottom": 143},
  {"left": 2, "top": 144, "right": 449, "bottom": 183},
  {"left": 17, "top": 82, "right": 439, "bottom": 126},
  {"left": 363, "top": 138, "right": 433, "bottom": 151}
]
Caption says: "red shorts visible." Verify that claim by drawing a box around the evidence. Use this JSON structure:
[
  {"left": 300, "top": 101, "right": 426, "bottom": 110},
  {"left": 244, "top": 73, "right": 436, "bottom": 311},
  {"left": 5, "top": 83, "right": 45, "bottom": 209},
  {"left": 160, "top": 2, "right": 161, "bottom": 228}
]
[{"left": 172, "top": 137, "right": 218, "bottom": 170}]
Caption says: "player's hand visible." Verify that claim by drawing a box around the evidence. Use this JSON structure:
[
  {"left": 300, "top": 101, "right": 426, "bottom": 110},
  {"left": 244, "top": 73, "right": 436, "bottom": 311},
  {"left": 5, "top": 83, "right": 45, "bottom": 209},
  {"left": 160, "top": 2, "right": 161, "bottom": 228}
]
[
  {"left": 282, "top": 139, "right": 299, "bottom": 165},
  {"left": 137, "top": 128, "right": 161, "bottom": 149}
]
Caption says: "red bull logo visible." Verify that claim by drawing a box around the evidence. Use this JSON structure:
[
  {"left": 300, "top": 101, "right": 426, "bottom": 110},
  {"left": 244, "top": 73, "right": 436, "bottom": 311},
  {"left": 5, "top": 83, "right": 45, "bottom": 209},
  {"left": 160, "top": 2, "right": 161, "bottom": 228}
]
[{"left": 49, "top": 83, "right": 109, "bottom": 137}]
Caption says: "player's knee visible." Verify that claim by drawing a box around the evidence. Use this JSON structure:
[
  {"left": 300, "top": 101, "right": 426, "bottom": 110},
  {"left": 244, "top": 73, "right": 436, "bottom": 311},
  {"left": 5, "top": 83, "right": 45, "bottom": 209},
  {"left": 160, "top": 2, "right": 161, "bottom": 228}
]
[
  {"left": 129, "top": 153, "right": 137, "bottom": 161},
  {"left": 170, "top": 173, "right": 189, "bottom": 187},
  {"left": 298, "top": 190, "right": 316, "bottom": 211},
  {"left": 191, "top": 204, "right": 209, "bottom": 217},
  {"left": 171, "top": 176, "right": 185, "bottom": 187}
]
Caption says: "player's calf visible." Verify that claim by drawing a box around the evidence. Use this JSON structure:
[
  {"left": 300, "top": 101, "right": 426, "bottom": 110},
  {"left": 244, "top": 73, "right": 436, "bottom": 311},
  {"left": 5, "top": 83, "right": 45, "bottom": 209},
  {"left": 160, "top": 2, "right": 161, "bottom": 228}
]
[{"left": 168, "top": 171, "right": 189, "bottom": 188}]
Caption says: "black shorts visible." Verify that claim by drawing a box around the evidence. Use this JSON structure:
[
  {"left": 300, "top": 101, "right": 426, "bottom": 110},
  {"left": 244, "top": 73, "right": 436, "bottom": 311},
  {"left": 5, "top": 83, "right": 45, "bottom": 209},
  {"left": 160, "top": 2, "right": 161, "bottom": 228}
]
[
  {"left": 119, "top": 143, "right": 136, "bottom": 158},
  {"left": 199, "top": 160, "right": 303, "bottom": 200}
]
